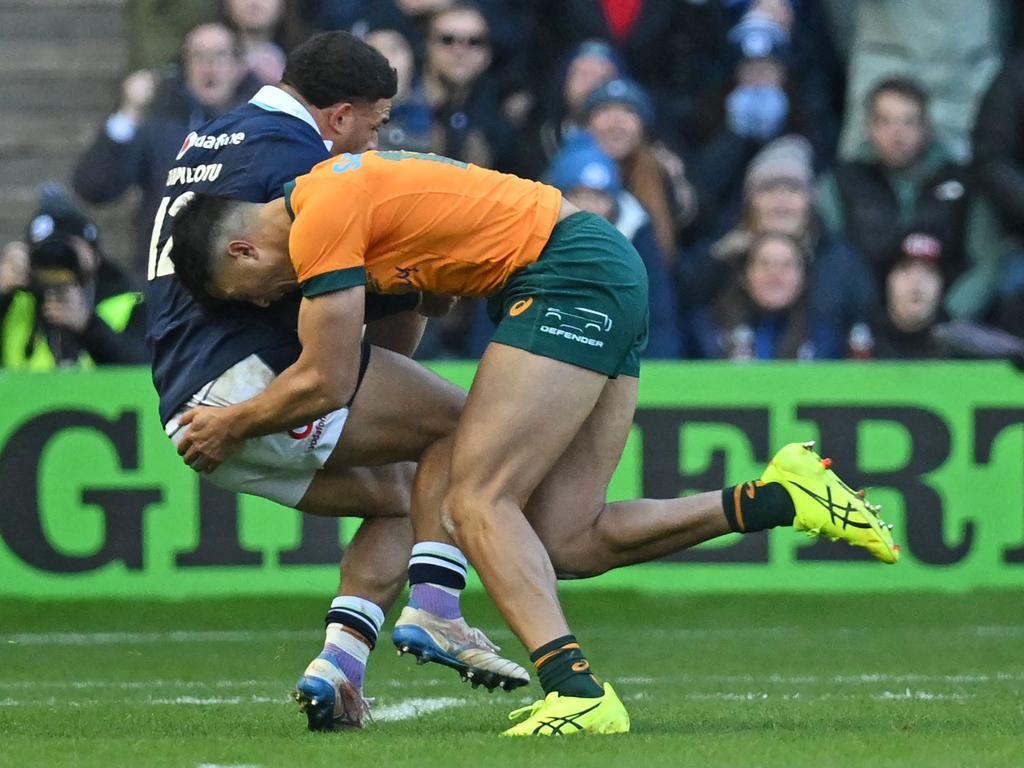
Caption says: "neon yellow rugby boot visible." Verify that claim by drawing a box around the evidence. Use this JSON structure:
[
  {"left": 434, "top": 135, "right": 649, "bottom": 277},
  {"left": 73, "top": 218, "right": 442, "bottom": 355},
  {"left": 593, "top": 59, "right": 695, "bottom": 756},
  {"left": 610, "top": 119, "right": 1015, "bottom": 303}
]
[{"left": 761, "top": 441, "right": 900, "bottom": 563}]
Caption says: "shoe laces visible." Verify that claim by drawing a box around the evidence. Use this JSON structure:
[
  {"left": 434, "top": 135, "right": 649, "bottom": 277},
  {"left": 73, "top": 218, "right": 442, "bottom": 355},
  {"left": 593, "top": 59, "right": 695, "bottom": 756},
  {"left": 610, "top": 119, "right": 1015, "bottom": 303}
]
[
  {"left": 335, "top": 683, "right": 373, "bottom": 729},
  {"left": 463, "top": 624, "right": 499, "bottom": 653}
]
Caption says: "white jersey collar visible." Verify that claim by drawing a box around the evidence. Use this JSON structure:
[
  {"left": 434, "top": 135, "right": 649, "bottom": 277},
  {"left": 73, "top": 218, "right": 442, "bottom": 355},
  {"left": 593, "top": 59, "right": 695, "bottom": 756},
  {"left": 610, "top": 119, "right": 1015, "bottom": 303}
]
[{"left": 249, "top": 85, "right": 333, "bottom": 151}]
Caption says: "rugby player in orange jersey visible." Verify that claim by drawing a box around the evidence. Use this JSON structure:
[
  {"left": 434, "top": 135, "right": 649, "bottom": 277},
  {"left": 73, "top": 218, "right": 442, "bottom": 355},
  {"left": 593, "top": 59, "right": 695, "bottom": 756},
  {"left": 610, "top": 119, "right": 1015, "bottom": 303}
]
[{"left": 168, "top": 150, "right": 899, "bottom": 735}]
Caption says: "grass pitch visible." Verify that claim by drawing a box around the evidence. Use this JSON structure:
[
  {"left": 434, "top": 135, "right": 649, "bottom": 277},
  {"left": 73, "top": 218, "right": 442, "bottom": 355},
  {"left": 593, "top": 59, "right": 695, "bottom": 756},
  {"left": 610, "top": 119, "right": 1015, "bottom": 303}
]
[{"left": 1, "top": 589, "right": 1021, "bottom": 768}]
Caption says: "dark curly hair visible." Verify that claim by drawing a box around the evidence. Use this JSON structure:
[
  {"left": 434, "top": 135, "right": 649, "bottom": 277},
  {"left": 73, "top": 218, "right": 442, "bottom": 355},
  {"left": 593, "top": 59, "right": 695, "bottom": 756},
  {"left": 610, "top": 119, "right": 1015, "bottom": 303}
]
[
  {"left": 169, "top": 193, "right": 240, "bottom": 309},
  {"left": 282, "top": 31, "right": 397, "bottom": 108}
]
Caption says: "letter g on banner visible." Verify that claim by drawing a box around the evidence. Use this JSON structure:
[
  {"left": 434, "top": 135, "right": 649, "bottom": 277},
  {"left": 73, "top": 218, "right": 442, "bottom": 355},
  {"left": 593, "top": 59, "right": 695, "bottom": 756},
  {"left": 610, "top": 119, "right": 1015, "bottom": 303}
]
[{"left": 0, "top": 410, "right": 163, "bottom": 573}]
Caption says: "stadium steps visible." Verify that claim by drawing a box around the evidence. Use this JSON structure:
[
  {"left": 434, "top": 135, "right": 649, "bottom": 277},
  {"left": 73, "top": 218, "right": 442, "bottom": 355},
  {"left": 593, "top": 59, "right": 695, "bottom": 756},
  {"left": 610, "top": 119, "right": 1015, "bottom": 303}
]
[{"left": 0, "top": 0, "right": 136, "bottom": 269}]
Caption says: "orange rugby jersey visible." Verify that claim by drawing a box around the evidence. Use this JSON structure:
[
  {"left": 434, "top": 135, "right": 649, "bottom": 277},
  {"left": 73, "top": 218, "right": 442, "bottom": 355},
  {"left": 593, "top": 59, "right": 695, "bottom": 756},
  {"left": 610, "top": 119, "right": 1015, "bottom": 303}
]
[{"left": 284, "top": 150, "right": 563, "bottom": 298}]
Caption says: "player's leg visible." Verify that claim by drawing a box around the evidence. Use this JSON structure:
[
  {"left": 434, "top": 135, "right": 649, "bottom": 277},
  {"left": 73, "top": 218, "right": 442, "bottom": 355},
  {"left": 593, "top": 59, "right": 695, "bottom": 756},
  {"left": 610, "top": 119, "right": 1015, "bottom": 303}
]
[
  {"left": 323, "top": 344, "right": 465, "bottom": 467},
  {"left": 166, "top": 348, "right": 475, "bottom": 730},
  {"left": 294, "top": 513, "right": 414, "bottom": 731},
  {"left": 522, "top": 374, "right": 733, "bottom": 577},
  {"left": 438, "top": 342, "right": 631, "bottom": 734},
  {"left": 392, "top": 433, "right": 530, "bottom": 691}
]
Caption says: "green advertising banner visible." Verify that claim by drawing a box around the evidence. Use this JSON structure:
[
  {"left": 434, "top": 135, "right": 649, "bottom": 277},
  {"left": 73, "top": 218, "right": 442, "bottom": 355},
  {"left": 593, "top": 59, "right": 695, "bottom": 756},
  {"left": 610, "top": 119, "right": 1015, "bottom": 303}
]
[{"left": 1, "top": 362, "right": 1022, "bottom": 597}]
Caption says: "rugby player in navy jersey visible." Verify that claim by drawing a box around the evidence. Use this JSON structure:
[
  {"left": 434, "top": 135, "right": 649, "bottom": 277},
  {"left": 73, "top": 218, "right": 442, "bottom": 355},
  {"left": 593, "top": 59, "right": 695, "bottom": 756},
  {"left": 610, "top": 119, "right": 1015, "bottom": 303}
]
[{"left": 148, "top": 32, "right": 528, "bottom": 731}]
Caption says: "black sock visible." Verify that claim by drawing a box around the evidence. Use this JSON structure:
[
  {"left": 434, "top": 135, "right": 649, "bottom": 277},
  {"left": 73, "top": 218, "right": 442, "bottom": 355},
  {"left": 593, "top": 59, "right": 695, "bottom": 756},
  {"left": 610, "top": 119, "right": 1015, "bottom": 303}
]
[
  {"left": 529, "top": 634, "right": 604, "bottom": 698},
  {"left": 722, "top": 481, "right": 795, "bottom": 533}
]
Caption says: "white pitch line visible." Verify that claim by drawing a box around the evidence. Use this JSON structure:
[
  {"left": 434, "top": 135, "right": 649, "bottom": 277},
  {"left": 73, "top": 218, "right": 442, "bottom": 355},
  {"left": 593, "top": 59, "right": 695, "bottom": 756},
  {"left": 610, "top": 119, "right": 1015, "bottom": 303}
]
[
  {"left": 4, "top": 625, "right": 1023, "bottom": 646},
  {"left": 616, "top": 671, "right": 1024, "bottom": 685},
  {"left": 0, "top": 679, "right": 273, "bottom": 691},
  {"left": 0, "top": 694, "right": 471, "bottom": 720},
  {"left": 372, "top": 697, "right": 466, "bottom": 721},
  {"left": 874, "top": 689, "right": 973, "bottom": 701},
  {"left": 1, "top": 671, "right": 1021, "bottom": 693},
  {"left": 1, "top": 629, "right": 317, "bottom": 646}
]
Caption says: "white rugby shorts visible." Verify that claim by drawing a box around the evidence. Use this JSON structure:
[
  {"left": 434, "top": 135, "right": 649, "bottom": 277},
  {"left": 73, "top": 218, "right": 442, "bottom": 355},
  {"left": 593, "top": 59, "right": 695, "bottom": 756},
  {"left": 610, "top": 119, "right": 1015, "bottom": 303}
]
[{"left": 165, "top": 354, "right": 348, "bottom": 507}]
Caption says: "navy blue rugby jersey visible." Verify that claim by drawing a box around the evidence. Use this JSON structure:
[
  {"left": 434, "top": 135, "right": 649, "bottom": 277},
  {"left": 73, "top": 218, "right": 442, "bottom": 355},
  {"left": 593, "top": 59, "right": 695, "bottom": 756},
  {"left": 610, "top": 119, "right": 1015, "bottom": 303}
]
[{"left": 146, "top": 88, "right": 330, "bottom": 423}]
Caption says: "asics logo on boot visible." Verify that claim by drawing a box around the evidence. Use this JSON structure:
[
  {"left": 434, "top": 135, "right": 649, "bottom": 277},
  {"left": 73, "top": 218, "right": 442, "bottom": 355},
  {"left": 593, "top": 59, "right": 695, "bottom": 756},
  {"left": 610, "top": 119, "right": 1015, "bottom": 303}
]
[
  {"left": 532, "top": 701, "right": 602, "bottom": 735},
  {"left": 791, "top": 482, "right": 872, "bottom": 530}
]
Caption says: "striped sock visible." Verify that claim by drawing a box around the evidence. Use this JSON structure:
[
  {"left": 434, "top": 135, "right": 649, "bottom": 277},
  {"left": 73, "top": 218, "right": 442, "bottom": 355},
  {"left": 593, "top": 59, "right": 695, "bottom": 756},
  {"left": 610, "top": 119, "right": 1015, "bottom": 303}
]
[
  {"left": 318, "top": 623, "right": 370, "bottom": 690},
  {"left": 324, "top": 596, "right": 386, "bottom": 649},
  {"left": 408, "top": 542, "right": 467, "bottom": 620}
]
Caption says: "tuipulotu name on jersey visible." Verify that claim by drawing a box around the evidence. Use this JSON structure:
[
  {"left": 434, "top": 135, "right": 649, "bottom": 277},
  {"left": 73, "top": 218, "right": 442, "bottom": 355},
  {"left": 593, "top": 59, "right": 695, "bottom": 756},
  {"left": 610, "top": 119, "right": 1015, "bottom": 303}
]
[{"left": 166, "top": 163, "right": 224, "bottom": 186}]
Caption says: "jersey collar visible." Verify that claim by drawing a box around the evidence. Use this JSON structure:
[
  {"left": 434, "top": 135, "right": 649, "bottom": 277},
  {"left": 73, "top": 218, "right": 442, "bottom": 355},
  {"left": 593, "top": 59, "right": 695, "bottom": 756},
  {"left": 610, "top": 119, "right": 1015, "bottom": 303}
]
[{"left": 249, "top": 85, "right": 333, "bottom": 152}]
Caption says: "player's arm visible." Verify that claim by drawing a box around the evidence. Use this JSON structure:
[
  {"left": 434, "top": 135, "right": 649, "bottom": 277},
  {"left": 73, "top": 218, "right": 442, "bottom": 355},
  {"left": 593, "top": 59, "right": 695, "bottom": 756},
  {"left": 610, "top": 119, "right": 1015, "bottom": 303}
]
[
  {"left": 177, "top": 286, "right": 365, "bottom": 472},
  {"left": 364, "top": 293, "right": 457, "bottom": 356}
]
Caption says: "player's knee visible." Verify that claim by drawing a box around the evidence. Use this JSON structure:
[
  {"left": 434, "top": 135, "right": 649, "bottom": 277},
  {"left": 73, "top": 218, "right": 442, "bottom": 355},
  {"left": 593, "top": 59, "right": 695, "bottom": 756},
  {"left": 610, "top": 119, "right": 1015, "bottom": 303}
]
[
  {"left": 368, "top": 463, "right": 414, "bottom": 517},
  {"left": 441, "top": 483, "right": 501, "bottom": 545},
  {"left": 545, "top": 543, "right": 606, "bottom": 579},
  {"left": 537, "top": 515, "right": 611, "bottom": 579}
]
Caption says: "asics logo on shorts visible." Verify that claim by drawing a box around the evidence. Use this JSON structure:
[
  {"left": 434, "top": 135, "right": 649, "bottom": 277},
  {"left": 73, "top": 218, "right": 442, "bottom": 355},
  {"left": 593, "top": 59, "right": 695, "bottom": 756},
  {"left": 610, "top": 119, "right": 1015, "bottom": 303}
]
[{"left": 509, "top": 297, "right": 534, "bottom": 316}]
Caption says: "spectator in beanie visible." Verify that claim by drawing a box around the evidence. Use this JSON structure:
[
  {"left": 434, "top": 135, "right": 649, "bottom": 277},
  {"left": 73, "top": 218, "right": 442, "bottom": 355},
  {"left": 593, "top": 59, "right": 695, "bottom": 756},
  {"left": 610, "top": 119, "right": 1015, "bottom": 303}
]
[
  {"left": 817, "top": 76, "right": 972, "bottom": 287},
  {"left": 73, "top": 22, "right": 259, "bottom": 276},
  {"left": 547, "top": 133, "right": 683, "bottom": 358},
  {"left": 582, "top": 78, "right": 700, "bottom": 261},
  {"left": 0, "top": 187, "right": 147, "bottom": 370},
  {"left": 521, "top": 39, "right": 624, "bottom": 180},
  {"left": 872, "top": 233, "right": 948, "bottom": 359},
  {"left": 694, "top": 8, "right": 838, "bottom": 234},
  {"left": 680, "top": 135, "right": 874, "bottom": 357},
  {"left": 689, "top": 231, "right": 836, "bottom": 360}
]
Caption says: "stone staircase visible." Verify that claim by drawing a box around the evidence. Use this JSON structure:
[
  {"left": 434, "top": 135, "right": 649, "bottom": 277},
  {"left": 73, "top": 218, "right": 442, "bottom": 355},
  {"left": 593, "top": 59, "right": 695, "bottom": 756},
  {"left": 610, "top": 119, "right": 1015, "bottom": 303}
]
[{"left": 0, "top": 0, "right": 138, "bottom": 273}]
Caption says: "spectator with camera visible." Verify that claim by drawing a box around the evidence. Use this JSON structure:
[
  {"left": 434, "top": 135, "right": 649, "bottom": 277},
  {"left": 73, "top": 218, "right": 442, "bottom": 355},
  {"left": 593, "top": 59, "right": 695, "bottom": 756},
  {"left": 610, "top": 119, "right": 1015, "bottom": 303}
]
[
  {"left": 72, "top": 22, "right": 260, "bottom": 276},
  {"left": 0, "top": 189, "right": 147, "bottom": 370}
]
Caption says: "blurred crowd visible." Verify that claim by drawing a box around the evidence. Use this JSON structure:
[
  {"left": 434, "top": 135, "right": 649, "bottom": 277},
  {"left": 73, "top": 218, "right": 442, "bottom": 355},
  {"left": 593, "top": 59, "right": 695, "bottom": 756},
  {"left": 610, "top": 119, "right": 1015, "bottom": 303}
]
[{"left": 4, "top": 0, "right": 1024, "bottom": 369}]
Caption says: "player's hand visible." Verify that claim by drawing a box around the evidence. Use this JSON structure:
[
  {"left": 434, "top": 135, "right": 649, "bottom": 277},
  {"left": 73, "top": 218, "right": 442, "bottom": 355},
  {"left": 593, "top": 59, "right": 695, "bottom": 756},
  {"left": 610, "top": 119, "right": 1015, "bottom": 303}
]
[
  {"left": 41, "top": 285, "right": 91, "bottom": 334},
  {"left": 0, "top": 242, "right": 30, "bottom": 295},
  {"left": 176, "top": 405, "right": 244, "bottom": 473},
  {"left": 418, "top": 293, "right": 458, "bottom": 317}
]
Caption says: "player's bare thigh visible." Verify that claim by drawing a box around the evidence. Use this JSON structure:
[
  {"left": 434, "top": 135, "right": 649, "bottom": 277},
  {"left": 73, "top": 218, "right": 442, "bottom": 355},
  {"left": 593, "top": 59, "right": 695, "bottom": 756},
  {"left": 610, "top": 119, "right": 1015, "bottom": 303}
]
[
  {"left": 325, "top": 344, "right": 466, "bottom": 468},
  {"left": 522, "top": 376, "right": 638, "bottom": 562},
  {"left": 444, "top": 342, "right": 608, "bottom": 512}
]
